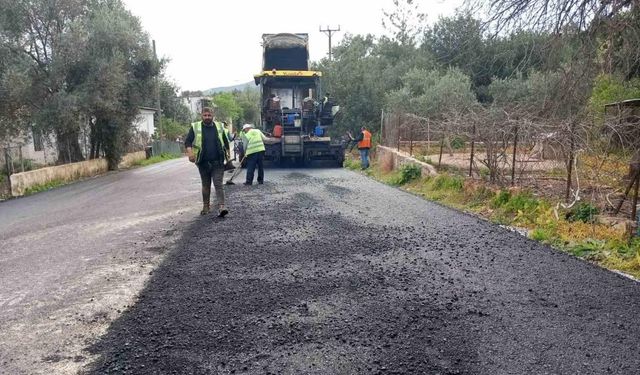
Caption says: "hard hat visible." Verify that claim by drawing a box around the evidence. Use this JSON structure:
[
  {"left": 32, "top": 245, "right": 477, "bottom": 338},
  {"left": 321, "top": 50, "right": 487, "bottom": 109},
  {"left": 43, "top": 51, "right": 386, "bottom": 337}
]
[{"left": 242, "top": 124, "right": 253, "bottom": 130}]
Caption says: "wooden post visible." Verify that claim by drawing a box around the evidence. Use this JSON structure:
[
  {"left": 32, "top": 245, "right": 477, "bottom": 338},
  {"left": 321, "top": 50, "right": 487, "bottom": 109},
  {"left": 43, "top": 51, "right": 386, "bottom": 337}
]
[
  {"left": 631, "top": 171, "right": 640, "bottom": 221},
  {"left": 511, "top": 125, "right": 518, "bottom": 186},
  {"left": 469, "top": 123, "right": 476, "bottom": 177},
  {"left": 615, "top": 168, "right": 640, "bottom": 215}
]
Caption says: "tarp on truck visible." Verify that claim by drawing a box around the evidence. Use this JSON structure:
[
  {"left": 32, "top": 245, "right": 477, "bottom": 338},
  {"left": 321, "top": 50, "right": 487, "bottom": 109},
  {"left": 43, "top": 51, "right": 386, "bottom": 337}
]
[{"left": 262, "top": 33, "right": 309, "bottom": 71}]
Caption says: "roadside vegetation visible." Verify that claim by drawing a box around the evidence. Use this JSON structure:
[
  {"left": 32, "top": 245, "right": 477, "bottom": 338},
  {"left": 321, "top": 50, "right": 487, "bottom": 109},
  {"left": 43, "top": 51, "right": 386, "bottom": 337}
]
[
  {"left": 345, "top": 152, "right": 640, "bottom": 279},
  {"left": 23, "top": 179, "right": 67, "bottom": 196},
  {"left": 132, "top": 153, "right": 182, "bottom": 167}
]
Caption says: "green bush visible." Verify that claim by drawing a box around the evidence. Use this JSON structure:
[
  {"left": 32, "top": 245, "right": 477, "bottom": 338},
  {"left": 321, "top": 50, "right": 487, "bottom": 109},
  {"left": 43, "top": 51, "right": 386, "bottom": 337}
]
[
  {"left": 451, "top": 137, "right": 465, "bottom": 150},
  {"left": 491, "top": 190, "right": 511, "bottom": 207},
  {"left": 389, "top": 163, "right": 421, "bottom": 185},
  {"left": 566, "top": 202, "right": 599, "bottom": 223},
  {"left": 432, "top": 174, "right": 463, "bottom": 191}
]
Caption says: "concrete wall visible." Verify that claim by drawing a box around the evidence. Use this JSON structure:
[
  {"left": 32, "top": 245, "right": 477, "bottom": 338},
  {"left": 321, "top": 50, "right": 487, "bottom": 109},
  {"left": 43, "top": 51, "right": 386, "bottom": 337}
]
[
  {"left": 10, "top": 151, "right": 147, "bottom": 197},
  {"left": 118, "top": 151, "right": 146, "bottom": 169},
  {"left": 376, "top": 145, "right": 437, "bottom": 176}
]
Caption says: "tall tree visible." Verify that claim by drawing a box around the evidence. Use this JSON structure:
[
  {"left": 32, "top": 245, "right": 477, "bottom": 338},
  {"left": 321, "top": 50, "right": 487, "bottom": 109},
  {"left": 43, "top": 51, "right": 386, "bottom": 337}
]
[
  {"left": 0, "top": 0, "right": 89, "bottom": 162},
  {"left": 77, "top": 0, "right": 158, "bottom": 169}
]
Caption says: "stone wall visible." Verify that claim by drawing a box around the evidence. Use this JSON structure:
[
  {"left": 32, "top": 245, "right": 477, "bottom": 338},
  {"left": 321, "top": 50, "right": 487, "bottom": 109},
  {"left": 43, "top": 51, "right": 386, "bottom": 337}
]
[
  {"left": 376, "top": 146, "right": 437, "bottom": 176},
  {"left": 9, "top": 151, "right": 147, "bottom": 197}
]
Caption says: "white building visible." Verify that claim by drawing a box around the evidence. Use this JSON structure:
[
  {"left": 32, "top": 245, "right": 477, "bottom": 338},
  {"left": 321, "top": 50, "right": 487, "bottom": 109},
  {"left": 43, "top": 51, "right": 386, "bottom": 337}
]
[
  {"left": 182, "top": 96, "right": 213, "bottom": 118},
  {"left": 1, "top": 107, "right": 157, "bottom": 171},
  {"left": 133, "top": 107, "right": 157, "bottom": 137}
]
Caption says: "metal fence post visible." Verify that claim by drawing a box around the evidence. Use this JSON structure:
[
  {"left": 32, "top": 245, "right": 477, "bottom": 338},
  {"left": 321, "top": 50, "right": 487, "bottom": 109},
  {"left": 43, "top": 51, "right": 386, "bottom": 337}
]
[
  {"left": 469, "top": 123, "right": 476, "bottom": 177},
  {"left": 511, "top": 125, "right": 518, "bottom": 186},
  {"left": 438, "top": 135, "right": 444, "bottom": 167},
  {"left": 427, "top": 119, "right": 431, "bottom": 154},
  {"left": 565, "top": 127, "right": 575, "bottom": 202},
  {"left": 380, "top": 109, "right": 385, "bottom": 146},
  {"left": 409, "top": 121, "right": 414, "bottom": 157},
  {"left": 396, "top": 113, "right": 401, "bottom": 152}
]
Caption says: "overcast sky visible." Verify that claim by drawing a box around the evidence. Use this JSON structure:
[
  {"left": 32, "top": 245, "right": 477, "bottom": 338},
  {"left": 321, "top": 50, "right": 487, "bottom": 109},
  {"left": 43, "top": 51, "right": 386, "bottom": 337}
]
[{"left": 121, "top": 0, "right": 464, "bottom": 91}]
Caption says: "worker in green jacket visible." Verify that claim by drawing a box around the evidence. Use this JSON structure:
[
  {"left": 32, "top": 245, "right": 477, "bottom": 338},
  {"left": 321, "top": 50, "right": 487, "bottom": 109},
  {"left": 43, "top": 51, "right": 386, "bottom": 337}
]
[{"left": 241, "top": 123, "right": 266, "bottom": 185}]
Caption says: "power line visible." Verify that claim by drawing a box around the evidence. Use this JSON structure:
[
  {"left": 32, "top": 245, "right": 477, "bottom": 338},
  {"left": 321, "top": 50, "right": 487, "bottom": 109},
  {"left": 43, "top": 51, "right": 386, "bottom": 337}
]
[{"left": 319, "top": 25, "right": 340, "bottom": 61}]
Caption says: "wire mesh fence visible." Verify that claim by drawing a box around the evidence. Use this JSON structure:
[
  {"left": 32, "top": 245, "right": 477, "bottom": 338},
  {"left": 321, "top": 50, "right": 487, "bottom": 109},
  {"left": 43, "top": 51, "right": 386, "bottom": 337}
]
[{"left": 380, "top": 108, "right": 640, "bottom": 221}]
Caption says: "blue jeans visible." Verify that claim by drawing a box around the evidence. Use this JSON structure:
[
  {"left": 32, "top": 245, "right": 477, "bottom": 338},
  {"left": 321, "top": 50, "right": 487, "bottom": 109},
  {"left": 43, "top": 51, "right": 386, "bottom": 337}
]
[{"left": 359, "top": 148, "right": 369, "bottom": 169}]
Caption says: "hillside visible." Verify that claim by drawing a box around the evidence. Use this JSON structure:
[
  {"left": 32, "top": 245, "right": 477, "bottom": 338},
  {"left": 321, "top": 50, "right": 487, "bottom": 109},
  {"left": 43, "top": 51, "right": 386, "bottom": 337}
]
[{"left": 203, "top": 81, "right": 256, "bottom": 95}]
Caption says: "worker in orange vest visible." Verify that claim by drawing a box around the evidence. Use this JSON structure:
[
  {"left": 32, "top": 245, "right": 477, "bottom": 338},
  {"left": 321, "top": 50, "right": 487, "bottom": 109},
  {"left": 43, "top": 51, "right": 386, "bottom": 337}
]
[{"left": 353, "top": 126, "right": 372, "bottom": 169}]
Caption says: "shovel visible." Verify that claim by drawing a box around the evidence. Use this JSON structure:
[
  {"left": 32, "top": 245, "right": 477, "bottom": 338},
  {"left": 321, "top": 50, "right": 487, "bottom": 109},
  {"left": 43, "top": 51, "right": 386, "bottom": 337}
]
[{"left": 224, "top": 156, "right": 246, "bottom": 185}]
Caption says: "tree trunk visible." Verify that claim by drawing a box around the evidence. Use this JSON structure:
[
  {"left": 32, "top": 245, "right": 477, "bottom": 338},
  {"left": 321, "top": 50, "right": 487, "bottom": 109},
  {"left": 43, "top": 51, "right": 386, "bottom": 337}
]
[{"left": 56, "top": 128, "right": 85, "bottom": 164}]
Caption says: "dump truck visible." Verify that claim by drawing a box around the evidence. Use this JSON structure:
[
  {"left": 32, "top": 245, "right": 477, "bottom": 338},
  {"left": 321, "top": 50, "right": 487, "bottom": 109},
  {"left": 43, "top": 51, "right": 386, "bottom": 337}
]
[{"left": 253, "top": 33, "right": 344, "bottom": 166}]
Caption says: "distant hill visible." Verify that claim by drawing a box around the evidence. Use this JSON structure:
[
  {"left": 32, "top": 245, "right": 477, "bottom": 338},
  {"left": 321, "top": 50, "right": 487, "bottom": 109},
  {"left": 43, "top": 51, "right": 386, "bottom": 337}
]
[{"left": 203, "top": 81, "right": 256, "bottom": 95}]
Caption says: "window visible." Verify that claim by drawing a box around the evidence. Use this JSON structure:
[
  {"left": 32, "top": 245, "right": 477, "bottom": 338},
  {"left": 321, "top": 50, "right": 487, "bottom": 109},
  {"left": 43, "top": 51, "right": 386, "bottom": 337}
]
[{"left": 32, "top": 128, "right": 43, "bottom": 151}]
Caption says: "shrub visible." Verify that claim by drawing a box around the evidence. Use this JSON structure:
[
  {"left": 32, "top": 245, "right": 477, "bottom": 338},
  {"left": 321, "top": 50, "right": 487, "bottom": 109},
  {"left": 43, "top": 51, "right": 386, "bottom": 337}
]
[
  {"left": 343, "top": 156, "right": 360, "bottom": 170},
  {"left": 491, "top": 190, "right": 511, "bottom": 208},
  {"left": 566, "top": 202, "right": 599, "bottom": 223},
  {"left": 389, "top": 163, "right": 421, "bottom": 185},
  {"left": 451, "top": 136, "right": 465, "bottom": 150},
  {"left": 432, "top": 174, "right": 463, "bottom": 191}
]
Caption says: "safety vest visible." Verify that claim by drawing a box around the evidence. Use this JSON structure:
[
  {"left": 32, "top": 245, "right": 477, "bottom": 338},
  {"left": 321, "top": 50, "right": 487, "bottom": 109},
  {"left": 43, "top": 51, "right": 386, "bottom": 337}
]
[
  {"left": 242, "top": 129, "right": 266, "bottom": 156},
  {"left": 358, "top": 130, "right": 372, "bottom": 149},
  {"left": 191, "top": 121, "right": 226, "bottom": 163}
]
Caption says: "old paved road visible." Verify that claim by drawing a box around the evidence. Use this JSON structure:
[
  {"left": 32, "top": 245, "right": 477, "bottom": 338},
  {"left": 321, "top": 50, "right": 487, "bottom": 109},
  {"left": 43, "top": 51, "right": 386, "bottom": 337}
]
[{"left": 1, "top": 159, "right": 639, "bottom": 374}]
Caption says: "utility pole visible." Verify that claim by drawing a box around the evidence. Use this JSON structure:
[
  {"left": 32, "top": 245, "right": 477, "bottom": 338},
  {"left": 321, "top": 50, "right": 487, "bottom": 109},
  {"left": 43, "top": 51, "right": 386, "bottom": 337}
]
[
  {"left": 152, "top": 40, "right": 163, "bottom": 152},
  {"left": 319, "top": 25, "right": 340, "bottom": 61}
]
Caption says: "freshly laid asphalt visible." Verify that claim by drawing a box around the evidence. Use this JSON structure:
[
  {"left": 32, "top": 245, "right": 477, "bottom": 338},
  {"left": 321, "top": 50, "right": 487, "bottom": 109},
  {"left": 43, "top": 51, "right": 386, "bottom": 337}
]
[{"left": 84, "top": 168, "right": 640, "bottom": 374}]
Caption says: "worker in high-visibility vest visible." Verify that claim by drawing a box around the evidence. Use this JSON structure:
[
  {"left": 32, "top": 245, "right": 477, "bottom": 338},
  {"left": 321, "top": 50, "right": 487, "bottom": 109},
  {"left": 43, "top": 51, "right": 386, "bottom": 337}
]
[
  {"left": 184, "top": 107, "right": 230, "bottom": 217},
  {"left": 352, "top": 126, "right": 372, "bottom": 169},
  {"left": 240, "top": 123, "right": 267, "bottom": 185}
]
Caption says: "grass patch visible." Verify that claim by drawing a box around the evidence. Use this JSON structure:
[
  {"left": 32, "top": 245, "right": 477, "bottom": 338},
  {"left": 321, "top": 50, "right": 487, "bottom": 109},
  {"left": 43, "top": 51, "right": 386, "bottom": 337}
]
[
  {"left": 133, "top": 153, "right": 181, "bottom": 167},
  {"left": 362, "top": 159, "right": 640, "bottom": 279},
  {"left": 24, "top": 179, "right": 67, "bottom": 195}
]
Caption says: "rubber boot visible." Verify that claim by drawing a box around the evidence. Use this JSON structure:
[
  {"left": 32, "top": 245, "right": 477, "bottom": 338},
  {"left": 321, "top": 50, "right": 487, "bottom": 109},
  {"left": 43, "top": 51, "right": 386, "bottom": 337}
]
[{"left": 200, "top": 203, "right": 210, "bottom": 215}]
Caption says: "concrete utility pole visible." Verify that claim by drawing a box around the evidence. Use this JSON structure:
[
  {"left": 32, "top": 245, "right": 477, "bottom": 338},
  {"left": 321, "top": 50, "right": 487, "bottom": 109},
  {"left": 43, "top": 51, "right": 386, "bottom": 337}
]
[{"left": 319, "top": 25, "right": 340, "bottom": 61}]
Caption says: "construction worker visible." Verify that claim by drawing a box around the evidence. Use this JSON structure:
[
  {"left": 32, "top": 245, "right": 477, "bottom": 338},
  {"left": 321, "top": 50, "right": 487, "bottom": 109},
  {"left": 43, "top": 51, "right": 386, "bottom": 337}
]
[
  {"left": 185, "top": 107, "right": 230, "bottom": 217},
  {"left": 241, "top": 123, "right": 266, "bottom": 185},
  {"left": 352, "top": 126, "right": 372, "bottom": 169}
]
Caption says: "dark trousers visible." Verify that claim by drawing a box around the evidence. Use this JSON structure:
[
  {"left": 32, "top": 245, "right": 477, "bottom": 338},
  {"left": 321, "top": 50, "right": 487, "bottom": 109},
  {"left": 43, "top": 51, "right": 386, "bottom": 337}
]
[
  {"left": 245, "top": 151, "right": 264, "bottom": 184},
  {"left": 197, "top": 160, "right": 225, "bottom": 207}
]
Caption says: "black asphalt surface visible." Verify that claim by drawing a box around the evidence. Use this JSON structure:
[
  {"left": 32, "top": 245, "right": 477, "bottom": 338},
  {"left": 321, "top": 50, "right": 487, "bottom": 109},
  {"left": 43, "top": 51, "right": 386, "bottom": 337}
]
[
  {"left": 86, "top": 169, "right": 640, "bottom": 375},
  {"left": 0, "top": 158, "right": 198, "bottom": 374}
]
